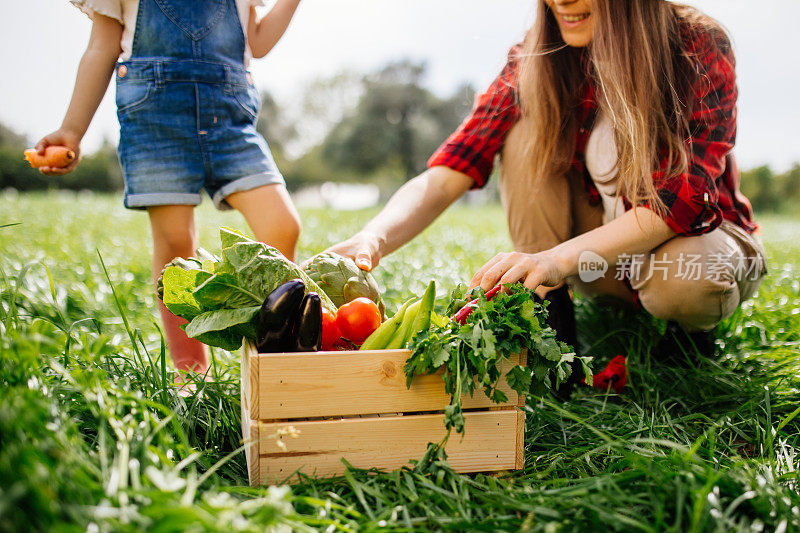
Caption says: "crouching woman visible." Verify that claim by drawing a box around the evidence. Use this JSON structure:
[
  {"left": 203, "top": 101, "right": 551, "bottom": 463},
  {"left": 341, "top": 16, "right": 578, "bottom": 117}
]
[{"left": 330, "top": 0, "right": 767, "bottom": 371}]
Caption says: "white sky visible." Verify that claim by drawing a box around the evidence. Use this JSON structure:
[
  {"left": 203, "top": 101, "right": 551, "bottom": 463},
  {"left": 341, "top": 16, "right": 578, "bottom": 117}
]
[{"left": 1, "top": 0, "right": 798, "bottom": 171}]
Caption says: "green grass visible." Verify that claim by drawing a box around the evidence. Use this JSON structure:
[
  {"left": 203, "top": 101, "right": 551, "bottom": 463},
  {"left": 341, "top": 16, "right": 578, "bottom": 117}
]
[{"left": 1, "top": 192, "right": 799, "bottom": 532}]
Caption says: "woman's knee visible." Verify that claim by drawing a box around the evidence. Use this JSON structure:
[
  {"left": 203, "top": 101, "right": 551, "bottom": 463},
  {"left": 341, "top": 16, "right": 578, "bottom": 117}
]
[
  {"left": 634, "top": 260, "right": 740, "bottom": 331},
  {"left": 631, "top": 227, "right": 756, "bottom": 330}
]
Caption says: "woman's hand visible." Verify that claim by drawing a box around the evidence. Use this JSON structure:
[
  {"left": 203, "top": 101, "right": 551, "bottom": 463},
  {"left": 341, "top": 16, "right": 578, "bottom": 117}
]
[
  {"left": 34, "top": 129, "right": 81, "bottom": 176},
  {"left": 469, "top": 250, "right": 566, "bottom": 292},
  {"left": 471, "top": 207, "right": 678, "bottom": 293},
  {"left": 324, "top": 231, "right": 384, "bottom": 271}
]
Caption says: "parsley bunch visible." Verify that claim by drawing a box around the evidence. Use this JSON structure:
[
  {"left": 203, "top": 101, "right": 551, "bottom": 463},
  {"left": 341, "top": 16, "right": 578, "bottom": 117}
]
[{"left": 405, "top": 284, "right": 592, "bottom": 435}]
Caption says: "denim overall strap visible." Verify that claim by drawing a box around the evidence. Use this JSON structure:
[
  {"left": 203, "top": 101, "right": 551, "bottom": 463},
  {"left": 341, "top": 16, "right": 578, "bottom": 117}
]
[{"left": 130, "top": 0, "right": 246, "bottom": 67}]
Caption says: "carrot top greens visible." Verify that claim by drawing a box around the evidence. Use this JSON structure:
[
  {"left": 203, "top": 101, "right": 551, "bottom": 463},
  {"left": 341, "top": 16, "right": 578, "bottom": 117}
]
[{"left": 406, "top": 283, "right": 592, "bottom": 435}]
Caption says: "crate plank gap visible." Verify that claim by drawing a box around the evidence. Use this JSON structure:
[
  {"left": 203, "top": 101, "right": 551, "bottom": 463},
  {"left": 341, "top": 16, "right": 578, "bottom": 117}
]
[{"left": 241, "top": 342, "right": 526, "bottom": 484}]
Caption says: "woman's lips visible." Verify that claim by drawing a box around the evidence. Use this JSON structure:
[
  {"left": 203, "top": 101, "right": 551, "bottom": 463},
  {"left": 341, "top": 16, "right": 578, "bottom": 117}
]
[{"left": 558, "top": 12, "right": 590, "bottom": 29}]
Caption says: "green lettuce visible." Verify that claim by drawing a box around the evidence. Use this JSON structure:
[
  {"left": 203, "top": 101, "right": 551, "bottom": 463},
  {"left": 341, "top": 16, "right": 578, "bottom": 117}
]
[{"left": 160, "top": 227, "right": 335, "bottom": 350}]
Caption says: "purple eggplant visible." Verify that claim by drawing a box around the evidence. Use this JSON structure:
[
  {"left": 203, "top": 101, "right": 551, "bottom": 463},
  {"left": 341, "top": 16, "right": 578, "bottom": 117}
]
[
  {"left": 292, "top": 292, "right": 322, "bottom": 352},
  {"left": 256, "top": 279, "right": 305, "bottom": 353}
]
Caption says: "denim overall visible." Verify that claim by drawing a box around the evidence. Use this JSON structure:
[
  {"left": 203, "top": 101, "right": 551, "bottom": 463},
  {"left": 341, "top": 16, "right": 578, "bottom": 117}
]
[{"left": 115, "top": 0, "right": 283, "bottom": 210}]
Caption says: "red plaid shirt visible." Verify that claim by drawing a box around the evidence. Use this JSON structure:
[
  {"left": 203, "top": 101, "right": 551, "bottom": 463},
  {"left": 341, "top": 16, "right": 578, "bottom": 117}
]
[{"left": 428, "top": 28, "right": 757, "bottom": 236}]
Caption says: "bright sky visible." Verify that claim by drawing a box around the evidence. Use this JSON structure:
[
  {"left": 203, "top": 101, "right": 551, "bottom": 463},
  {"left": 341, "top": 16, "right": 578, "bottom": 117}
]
[{"left": 1, "top": 0, "right": 798, "bottom": 171}]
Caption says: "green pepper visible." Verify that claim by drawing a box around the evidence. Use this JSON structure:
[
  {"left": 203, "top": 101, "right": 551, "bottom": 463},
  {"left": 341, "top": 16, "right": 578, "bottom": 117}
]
[
  {"left": 409, "top": 280, "right": 436, "bottom": 337},
  {"left": 385, "top": 300, "right": 422, "bottom": 349},
  {"left": 360, "top": 297, "right": 417, "bottom": 350}
]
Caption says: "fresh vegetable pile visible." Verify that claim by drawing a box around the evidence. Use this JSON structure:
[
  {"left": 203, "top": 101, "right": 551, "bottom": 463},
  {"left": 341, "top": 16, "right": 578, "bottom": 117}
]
[
  {"left": 407, "top": 284, "right": 593, "bottom": 435},
  {"left": 158, "top": 227, "right": 336, "bottom": 351},
  {"left": 158, "top": 229, "right": 387, "bottom": 352},
  {"left": 158, "top": 228, "right": 592, "bottom": 435}
]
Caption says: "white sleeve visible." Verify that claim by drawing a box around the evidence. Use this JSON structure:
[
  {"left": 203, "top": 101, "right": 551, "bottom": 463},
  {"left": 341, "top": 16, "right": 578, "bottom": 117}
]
[{"left": 70, "top": 0, "right": 123, "bottom": 23}]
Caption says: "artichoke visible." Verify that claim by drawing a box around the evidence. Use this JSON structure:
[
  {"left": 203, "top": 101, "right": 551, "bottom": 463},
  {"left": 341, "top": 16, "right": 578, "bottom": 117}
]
[{"left": 303, "top": 252, "right": 386, "bottom": 318}]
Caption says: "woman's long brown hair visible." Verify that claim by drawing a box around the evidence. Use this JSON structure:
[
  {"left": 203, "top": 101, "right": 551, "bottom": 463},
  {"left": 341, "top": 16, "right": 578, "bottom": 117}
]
[{"left": 517, "top": 1, "right": 725, "bottom": 215}]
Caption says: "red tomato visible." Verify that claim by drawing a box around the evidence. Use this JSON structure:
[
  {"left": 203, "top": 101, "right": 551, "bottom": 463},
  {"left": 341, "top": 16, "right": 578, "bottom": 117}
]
[
  {"left": 335, "top": 297, "right": 382, "bottom": 344},
  {"left": 321, "top": 307, "right": 340, "bottom": 351}
]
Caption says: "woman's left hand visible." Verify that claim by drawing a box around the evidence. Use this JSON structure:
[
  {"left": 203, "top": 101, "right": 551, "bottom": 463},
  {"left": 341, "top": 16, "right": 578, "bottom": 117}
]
[{"left": 469, "top": 251, "right": 566, "bottom": 292}]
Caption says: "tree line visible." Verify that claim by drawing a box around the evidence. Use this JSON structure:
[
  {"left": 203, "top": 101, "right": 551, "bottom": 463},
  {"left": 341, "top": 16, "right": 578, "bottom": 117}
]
[{"left": 0, "top": 60, "right": 797, "bottom": 213}]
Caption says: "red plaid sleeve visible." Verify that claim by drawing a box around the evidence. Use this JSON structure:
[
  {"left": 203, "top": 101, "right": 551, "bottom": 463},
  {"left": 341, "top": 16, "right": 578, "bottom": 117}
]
[
  {"left": 646, "top": 30, "right": 737, "bottom": 236},
  {"left": 427, "top": 45, "right": 522, "bottom": 187}
]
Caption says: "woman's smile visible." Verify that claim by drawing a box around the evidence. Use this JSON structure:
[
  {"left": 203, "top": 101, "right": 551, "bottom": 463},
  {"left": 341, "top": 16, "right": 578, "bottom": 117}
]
[
  {"left": 545, "top": 0, "right": 594, "bottom": 47},
  {"left": 557, "top": 11, "right": 591, "bottom": 28}
]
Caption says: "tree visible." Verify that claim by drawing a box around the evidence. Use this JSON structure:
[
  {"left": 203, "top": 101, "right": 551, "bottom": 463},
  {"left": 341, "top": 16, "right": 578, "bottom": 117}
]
[
  {"left": 0, "top": 123, "right": 27, "bottom": 149},
  {"left": 297, "top": 72, "right": 363, "bottom": 152},
  {"left": 779, "top": 163, "right": 800, "bottom": 206},
  {"left": 740, "top": 165, "right": 779, "bottom": 212},
  {"left": 314, "top": 61, "right": 475, "bottom": 186}
]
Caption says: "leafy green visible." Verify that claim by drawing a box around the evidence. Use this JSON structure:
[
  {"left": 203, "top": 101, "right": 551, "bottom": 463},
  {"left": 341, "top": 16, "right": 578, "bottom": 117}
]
[
  {"left": 184, "top": 306, "right": 260, "bottom": 339},
  {"left": 160, "top": 265, "right": 211, "bottom": 320},
  {"left": 160, "top": 227, "right": 336, "bottom": 350},
  {"left": 193, "top": 273, "right": 261, "bottom": 309},
  {"left": 406, "top": 283, "right": 592, "bottom": 436}
]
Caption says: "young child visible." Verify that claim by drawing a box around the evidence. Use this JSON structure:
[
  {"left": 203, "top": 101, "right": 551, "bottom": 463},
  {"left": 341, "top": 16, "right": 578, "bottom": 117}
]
[{"left": 36, "top": 0, "right": 303, "bottom": 374}]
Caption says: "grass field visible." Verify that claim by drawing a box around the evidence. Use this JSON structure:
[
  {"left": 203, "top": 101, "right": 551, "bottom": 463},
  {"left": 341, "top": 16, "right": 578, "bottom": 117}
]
[{"left": 1, "top": 192, "right": 799, "bottom": 532}]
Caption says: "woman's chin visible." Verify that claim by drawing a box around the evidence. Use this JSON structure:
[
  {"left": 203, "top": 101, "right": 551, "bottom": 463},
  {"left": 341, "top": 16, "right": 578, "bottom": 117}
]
[{"left": 560, "top": 31, "right": 592, "bottom": 48}]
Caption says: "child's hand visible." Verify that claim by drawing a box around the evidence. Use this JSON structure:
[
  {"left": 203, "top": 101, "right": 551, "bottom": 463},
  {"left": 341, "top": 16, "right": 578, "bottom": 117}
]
[{"left": 34, "top": 129, "right": 81, "bottom": 175}]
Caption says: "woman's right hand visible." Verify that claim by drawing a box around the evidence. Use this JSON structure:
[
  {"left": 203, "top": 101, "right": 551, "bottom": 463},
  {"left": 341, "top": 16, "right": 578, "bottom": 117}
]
[
  {"left": 325, "top": 231, "right": 385, "bottom": 271},
  {"left": 34, "top": 129, "right": 81, "bottom": 176}
]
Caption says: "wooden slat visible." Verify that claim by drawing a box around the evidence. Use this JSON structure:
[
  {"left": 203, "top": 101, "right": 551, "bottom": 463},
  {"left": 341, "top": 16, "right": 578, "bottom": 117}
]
[
  {"left": 252, "top": 410, "right": 520, "bottom": 483},
  {"left": 242, "top": 343, "right": 526, "bottom": 419},
  {"left": 515, "top": 409, "right": 525, "bottom": 470},
  {"left": 242, "top": 342, "right": 260, "bottom": 420},
  {"left": 517, "top": 350, "right": 528, "bottom": 407},
  {"left": 240, "top": 346, "right": 259, "bottom": 485},
  {"left": 245, "top": 416, "right": 260, "bottom": 485},
  {"left": 514, "top": 355, "right": 526, "bottom": 471}
]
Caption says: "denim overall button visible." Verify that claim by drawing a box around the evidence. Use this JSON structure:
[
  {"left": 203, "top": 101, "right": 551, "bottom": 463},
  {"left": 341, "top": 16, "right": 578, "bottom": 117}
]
[{"left": 117, "top": 65, "right": 127, "bottom": 78}]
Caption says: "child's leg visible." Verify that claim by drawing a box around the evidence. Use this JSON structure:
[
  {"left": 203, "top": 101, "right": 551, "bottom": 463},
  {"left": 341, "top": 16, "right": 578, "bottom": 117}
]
[
  {"left": 147, "top": 205, "right": 208, "bottom": 372},
  {"left": 226, "top": 184, "right": 301, "bottom": 261}
]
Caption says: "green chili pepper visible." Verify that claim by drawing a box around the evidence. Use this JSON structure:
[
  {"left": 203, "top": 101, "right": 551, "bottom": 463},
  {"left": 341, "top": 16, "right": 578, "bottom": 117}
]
[
  {"left": 360, "top": 297, "right": 417, "bottom": 350},
  {"left": 385, "top": 299, "right": 422, "bottom": 349},
  {"left": 409, "top": 280, "right": 436, "bottom": 338}
]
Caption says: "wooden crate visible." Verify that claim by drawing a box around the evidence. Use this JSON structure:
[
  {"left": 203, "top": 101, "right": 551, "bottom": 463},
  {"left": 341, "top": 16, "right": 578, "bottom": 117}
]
[{"left": 241, "top": 342, "right": 526, "bottom": 484}]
